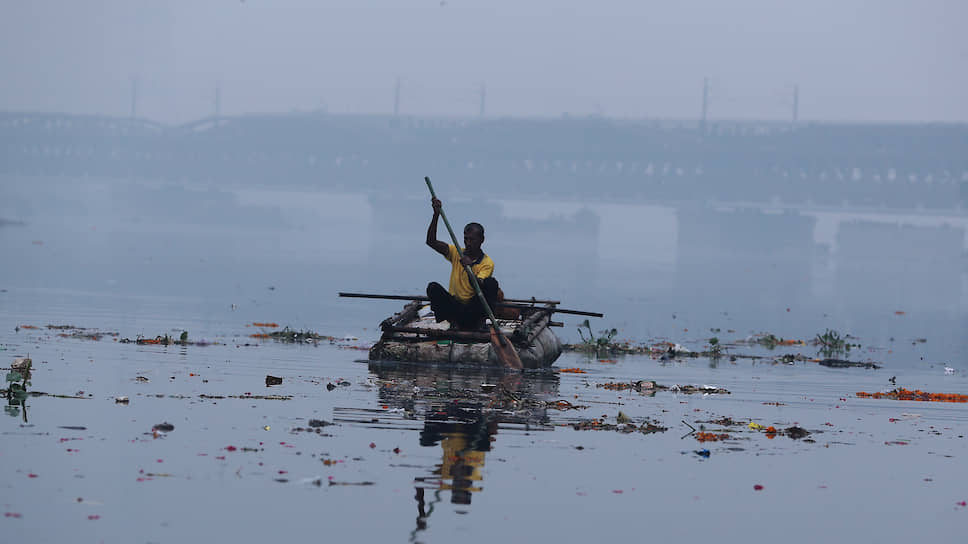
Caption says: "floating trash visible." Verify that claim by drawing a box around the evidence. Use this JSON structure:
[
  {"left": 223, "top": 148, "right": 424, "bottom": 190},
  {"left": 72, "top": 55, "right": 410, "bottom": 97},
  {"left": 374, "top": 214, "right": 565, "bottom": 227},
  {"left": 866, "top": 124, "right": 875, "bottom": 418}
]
[
  {"left": 856, "top": 389, "right": 968, "bottom": 403},
  {"left": 695, "top": 432, "right": 729, "bottom": 442}
]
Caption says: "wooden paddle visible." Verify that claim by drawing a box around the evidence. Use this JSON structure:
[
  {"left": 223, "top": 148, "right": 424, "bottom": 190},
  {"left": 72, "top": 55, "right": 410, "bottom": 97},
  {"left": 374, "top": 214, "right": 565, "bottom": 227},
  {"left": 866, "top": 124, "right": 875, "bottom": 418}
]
[{"left": 425, "top": 176, "right": 523, "bottom": 370}]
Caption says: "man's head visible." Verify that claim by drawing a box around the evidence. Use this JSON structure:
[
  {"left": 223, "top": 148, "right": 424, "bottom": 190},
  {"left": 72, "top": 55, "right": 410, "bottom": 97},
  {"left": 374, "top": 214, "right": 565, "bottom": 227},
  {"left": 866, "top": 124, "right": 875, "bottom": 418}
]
[{"left": 463, "top": 222, "right": 485, "bottom": 253}]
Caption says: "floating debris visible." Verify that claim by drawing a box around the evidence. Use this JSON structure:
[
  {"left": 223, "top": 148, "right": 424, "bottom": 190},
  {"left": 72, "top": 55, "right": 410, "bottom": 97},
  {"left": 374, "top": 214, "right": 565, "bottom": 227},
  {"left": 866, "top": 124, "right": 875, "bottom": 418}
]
[
  {"left": 329, "top": 480, "right": 375, "bottom": 487},
  {"left": 250, "top": 327, "right": 334, "bottom": 344},
  {"left": 565, "top": 417, "right": 667, "bottom": 435},
  {"left": 119, "top": 334, "right": 216, "bottom": 346},
  {"left": 198, "top": 393, "right": 292, "bottom": 401},
  {"left": 856, "top": 389, "right": 968, "bottom": 403},
  {"left": 265, "top": 375, "right": 283, "bottom": 386},
  {"left": 818, "top": 358, "right": 879, "bottom": 369},
  {"left": 597, "top": 381, "right": 730, "bottom": 395},
  {"left": 11, "top": 357, "right": 31, "bottom": 372}
]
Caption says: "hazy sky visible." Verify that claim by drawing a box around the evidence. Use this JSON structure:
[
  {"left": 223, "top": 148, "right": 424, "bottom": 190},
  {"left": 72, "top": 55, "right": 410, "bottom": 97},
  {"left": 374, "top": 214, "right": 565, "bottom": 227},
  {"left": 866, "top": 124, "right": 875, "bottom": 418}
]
[{"left": 1, "top": 0, "right": 965, "bottom": 123}]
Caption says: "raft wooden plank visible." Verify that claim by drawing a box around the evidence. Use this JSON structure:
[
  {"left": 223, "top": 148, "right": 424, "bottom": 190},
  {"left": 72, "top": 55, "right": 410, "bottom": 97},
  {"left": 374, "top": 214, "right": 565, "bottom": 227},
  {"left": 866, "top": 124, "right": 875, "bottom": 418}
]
[
  {"left": 380, "top": 300, "right": 422, "bottom": 331},
  {"left": 384, "top": 326, "right": 491, "bottom": 342}
]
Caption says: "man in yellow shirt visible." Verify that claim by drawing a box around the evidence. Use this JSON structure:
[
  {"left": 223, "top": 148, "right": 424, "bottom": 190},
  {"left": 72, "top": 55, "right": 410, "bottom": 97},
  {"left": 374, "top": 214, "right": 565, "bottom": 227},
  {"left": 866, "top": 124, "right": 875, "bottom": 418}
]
[{"left": 425, "top": 196, "right": 499, "bottom": 330}]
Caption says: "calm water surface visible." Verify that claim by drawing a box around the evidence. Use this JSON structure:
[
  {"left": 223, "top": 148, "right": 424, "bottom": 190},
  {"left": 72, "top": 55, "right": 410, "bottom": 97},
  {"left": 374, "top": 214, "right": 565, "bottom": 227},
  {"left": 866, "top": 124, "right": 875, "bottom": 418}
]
[{"left": 1, "top": 176, "right": 966, "bottom": 542}]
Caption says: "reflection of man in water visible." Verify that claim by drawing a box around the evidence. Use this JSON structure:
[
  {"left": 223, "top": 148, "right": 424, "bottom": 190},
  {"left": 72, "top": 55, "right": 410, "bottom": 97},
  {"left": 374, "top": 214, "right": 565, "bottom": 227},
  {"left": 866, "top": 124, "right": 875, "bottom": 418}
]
[
  {"left": 420, "top": 415, "right": 496, "bottom": 505},
  {"left": 413, "top": 414, "right": 498, "bottom": 540},
  {"left": 416, "top": 413, "right": 497, "bottom": 507}
]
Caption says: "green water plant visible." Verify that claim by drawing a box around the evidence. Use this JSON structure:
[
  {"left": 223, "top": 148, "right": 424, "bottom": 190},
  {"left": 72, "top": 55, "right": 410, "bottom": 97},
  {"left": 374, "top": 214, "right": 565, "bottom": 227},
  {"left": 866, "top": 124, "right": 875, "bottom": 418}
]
[
  {"left": 5, "top": 358, "right": 31, "bottom": 421},
  {"left": 708, "top": 337, "right": 723, "bottom": 357},
  {"left": 814, "top": 329, "right": 861, "bottom": 358},
  {"left": 576, "top": 319, "right": 621, "bottom": 355},
  {"left": 757, "top": 334, "right": 782, "bottom": 350}
]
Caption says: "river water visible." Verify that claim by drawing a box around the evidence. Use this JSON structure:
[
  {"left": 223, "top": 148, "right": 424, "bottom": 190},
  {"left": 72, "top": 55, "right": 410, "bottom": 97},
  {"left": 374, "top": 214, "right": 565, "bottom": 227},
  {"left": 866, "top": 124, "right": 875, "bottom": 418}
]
[{"left": 1, "top": 175, "right": 966, "bottom": 542}]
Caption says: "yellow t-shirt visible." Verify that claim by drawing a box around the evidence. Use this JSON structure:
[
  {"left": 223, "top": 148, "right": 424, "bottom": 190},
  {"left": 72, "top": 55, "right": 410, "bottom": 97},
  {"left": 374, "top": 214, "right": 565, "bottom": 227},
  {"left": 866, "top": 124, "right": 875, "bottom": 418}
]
[{"left": 445, "top": 244, "right": 494, "bottom": 303}]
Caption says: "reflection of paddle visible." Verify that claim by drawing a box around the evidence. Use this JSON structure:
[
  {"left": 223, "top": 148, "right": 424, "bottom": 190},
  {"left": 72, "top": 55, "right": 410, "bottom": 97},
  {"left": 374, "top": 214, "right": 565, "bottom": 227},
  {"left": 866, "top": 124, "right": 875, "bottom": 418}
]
[{"left": 425, "top": 176, "right": 523, "bottom": 370}]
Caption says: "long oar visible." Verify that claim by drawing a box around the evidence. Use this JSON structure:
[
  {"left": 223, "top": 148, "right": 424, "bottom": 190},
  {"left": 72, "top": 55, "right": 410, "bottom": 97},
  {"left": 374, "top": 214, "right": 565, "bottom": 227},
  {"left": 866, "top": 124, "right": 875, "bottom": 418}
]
[
  {"left": 425, "top": 176, "right": 523, "bottom": 370},
  {"left": 338, "top": 292, "right": 603, "bottom": 317}
]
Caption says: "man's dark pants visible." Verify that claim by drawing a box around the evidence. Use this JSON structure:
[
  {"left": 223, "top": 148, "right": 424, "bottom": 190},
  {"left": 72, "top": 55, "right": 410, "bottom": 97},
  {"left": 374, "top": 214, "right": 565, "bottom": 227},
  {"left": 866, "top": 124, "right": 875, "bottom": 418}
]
[{"left": 426, "top": 278, "right": 499, "bottom": 330}]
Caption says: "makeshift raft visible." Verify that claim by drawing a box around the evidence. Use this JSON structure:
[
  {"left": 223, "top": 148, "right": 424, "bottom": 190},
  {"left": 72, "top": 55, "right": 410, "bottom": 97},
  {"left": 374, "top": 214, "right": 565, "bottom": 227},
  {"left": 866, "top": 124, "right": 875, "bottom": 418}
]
[{"left": 369, "top": 300, "right": 563, "bottom": 369}]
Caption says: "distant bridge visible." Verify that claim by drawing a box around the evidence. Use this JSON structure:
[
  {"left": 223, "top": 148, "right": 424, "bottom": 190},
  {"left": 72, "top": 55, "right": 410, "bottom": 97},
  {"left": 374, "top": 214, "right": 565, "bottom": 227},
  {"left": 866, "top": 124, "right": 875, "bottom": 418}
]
[{"left": 1, "top": 111, "right": 966, "bottom": 210}]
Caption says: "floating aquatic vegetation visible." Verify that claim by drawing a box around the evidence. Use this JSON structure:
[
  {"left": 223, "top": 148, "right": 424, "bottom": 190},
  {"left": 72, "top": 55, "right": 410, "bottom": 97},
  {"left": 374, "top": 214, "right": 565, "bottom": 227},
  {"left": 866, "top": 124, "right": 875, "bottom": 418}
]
[
  {"left": 736, "top": 333, "right": 804, "bottom": 350},
  {"left": 565, "top": 416, "right": 667, "bottom": 435},
  {"left": 573, "top": 319, "right": 623, "bottom": 356},
  {"left": 813, "top": 329, "right": 861, "bottom": 358},
  {"left": 596, "top": 381, "right": 730, "bottom": 395},
  {"left": 818, "top": 358, "right": 879, "bottom": 369},
  {"left": 4, "top": 357, "right": 31, "bottom": 421},
  {"left": 267, "top": 327, "right": 332, "bottom": 343},
  {"left": 249, "top": 327, "right": 334, "bottom": 344},
  {"left": 708, "top": 337, "right": 724, "bottom": 357},
  {"left": 119, "top": 334, "right": 217, "bottom": 346},
  {"left": 856, "top": 388, "right": 968, "bottom": 403}
]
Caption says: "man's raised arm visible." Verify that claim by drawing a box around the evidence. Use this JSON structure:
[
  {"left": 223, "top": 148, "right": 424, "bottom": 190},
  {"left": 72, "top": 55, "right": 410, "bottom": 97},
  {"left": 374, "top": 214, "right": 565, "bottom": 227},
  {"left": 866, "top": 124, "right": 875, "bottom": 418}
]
[{"left": 426, "top": 197, "right": 449, "bottom": 257}]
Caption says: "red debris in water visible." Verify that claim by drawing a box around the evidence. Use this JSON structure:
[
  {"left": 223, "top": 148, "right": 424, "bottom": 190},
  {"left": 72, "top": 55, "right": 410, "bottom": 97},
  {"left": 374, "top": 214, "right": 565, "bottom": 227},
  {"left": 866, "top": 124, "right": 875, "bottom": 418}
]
[
  {"left": 612, "top": 489, "right": 623, "bottom": 494},
  {"left": 754, "top": 485, "right": 764, "bottom": 491},
  {"left": 369, "top": 442, "right": 376, "bottom": 449},
  {"left": 87, "top": 515, "right": 100, "bottom": 520},
  {"left": 5, "top": 512, "right": 23, "bottom": 518},
  {"left": 28, "top": 474, "right": 37, "bottom": 478},
  {"left": 393, "top": 447, "right": 401, "bottom": 454},
  {"left": 225, "top": 445, "right": 237, "bottom": 451}
]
